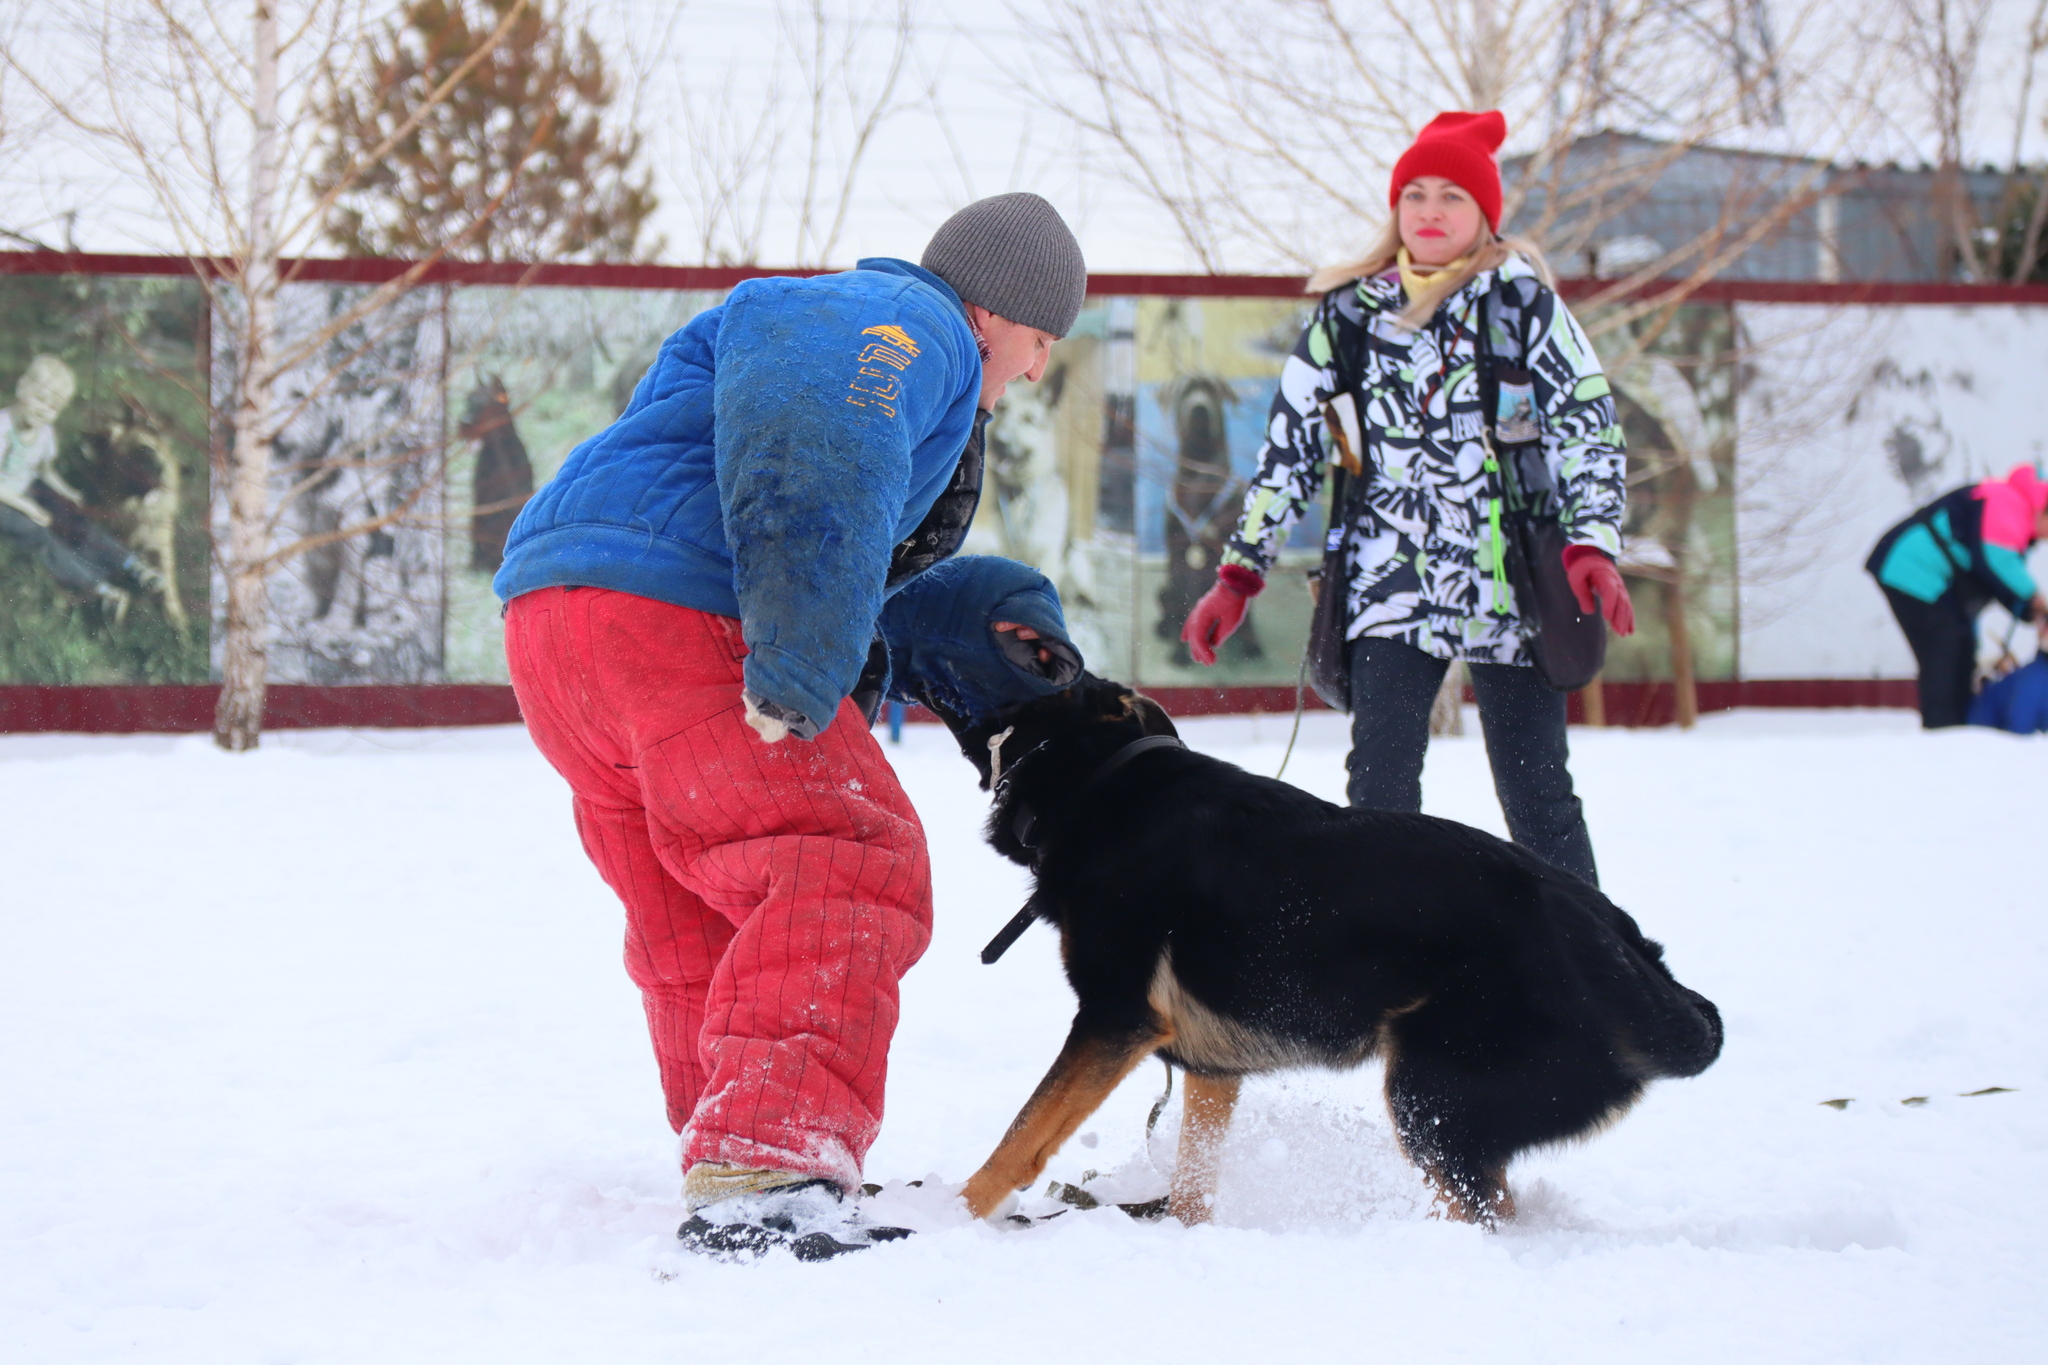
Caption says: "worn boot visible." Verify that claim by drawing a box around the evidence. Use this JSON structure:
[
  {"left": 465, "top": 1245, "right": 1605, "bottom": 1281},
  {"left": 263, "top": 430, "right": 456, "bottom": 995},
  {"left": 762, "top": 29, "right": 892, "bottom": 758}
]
[{"left": 676, "top": 1164, "right": 911, "bottom": 1262}]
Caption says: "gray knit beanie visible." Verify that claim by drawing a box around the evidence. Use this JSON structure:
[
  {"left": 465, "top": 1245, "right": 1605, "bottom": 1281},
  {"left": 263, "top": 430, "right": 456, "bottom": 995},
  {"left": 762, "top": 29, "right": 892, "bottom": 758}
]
[{"left": 921, "top": 193, "right": 1087, "bottom": 338}]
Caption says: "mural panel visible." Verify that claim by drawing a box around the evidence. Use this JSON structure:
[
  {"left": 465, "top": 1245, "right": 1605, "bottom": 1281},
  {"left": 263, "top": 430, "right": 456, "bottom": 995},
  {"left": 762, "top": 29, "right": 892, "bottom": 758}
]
[
  {"left": 441, "top": 286, "right": 720, "bottom": 681},
  {"left": 9, "top": 264, "right": 1960, "bottom": 703},
  {"left": 968, "top": 299, "right": 1127, "bottom": 681},
  {"left": 0, "top": 274, "right": 210, "bottom": 683},
  {"left": 1597, "top": 301, "right": 1741, "bottom": 684},
  {"left": 1131, "top": 296, "right": 1322, "bottom": 690},
  {"left": 213, "top": 283, "right": 449, "bottom": 684}
]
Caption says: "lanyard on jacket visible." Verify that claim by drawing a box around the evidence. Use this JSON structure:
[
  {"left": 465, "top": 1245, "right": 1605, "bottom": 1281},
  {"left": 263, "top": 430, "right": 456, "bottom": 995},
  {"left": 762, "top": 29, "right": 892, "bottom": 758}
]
[{"left": 1474, "top": 284, "right": 1513, "bottom": 610}]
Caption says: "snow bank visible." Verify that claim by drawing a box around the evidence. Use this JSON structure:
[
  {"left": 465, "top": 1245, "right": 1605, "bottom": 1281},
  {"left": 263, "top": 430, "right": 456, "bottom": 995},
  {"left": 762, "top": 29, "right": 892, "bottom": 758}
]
[{"left": 2, "top": 711, "right": 2042, "bottom": 1363}]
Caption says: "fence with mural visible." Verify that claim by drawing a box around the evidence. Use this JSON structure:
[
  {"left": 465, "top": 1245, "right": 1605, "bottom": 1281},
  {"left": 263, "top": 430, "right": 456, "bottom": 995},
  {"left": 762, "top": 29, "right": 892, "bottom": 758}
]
[{"left": 2, "top": 253, "right": 2044, "bottom": 729}]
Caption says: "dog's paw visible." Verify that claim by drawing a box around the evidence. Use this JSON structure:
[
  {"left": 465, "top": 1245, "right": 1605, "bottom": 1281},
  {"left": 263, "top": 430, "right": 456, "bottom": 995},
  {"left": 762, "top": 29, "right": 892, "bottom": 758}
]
[{"left": 979, "top": 1191, "right": 1024, "bottom": 1226}]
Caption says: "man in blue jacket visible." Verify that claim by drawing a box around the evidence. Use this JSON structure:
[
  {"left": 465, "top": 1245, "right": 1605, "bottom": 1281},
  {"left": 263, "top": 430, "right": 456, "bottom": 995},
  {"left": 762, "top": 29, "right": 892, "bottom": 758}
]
[{"left": 495, "top": 194, "right": 1087, "bottom": 1260}]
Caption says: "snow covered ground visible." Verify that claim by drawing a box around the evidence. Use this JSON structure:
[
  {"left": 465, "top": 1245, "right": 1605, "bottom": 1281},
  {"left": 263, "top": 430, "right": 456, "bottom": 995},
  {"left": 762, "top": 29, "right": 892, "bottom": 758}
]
[{"left": 3, "top": 708, "right": 2044, "bottom": 1363}]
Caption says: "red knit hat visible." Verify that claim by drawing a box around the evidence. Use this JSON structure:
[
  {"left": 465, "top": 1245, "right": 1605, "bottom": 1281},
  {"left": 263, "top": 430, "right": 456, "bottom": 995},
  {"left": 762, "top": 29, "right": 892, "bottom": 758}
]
[{"left": 1389, "top": 110, "right": 1507, "bottom": 231}]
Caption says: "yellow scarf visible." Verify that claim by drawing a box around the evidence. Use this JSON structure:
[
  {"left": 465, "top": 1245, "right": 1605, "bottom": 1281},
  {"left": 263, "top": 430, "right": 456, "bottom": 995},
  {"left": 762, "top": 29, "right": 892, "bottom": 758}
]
[{"left": 1396, "top": 246, "right": 1471, "bottom": 304}]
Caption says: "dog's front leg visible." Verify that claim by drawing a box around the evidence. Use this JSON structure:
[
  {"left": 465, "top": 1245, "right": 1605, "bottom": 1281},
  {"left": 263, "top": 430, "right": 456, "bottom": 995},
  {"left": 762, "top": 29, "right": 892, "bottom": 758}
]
[
  {"left": 1167, "top": 1071, "right": 1241, "bottom": 1225},
  {"left": 960, "top": 1021, "right": 1167, "bottom": 1220}
]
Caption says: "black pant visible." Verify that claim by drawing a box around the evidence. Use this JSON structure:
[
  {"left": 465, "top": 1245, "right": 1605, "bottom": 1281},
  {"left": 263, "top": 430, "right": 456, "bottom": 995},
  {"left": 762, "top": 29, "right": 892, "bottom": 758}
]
[
  {"left": 1346, "top": 635, "right": 1599, "bottom": 886},
  {"left": 1881, "top": 585, "right": 1977, "bottom": 729},
  {"left": 0, "top": 501, "right": 129, "bottom": 596}
]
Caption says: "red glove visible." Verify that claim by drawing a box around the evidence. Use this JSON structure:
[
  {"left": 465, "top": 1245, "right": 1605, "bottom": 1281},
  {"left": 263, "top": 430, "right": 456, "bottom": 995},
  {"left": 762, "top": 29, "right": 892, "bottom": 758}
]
[
  {"left": 1563, "top": 546, "right": 1634, "bottom": 636},
  {"left": 1181, "top": 564, "right": 1265, "bottom": 665}
]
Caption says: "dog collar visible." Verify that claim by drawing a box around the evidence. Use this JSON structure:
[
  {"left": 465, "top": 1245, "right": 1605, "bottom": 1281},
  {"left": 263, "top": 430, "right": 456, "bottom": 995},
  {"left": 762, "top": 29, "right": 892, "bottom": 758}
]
[
  {"left": 1009, "top": 732, "right": 1183, "bottom": 844},
  {"left": 1002, "top": 731, "right": 1185, "bottom": 849},
  {"left": 1084, "top": 733, "right": 1184, "bottom": 784},
  {"left": 984, "top": 733, "right": 1186, "bottom": 965}
]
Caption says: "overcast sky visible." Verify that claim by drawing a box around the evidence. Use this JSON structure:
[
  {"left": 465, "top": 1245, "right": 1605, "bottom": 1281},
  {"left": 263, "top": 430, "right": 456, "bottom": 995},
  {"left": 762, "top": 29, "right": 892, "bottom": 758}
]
[
  {"left": 4, "top": 0, "right": 2047, "bottom": 273},
  {"left": 608, "top": 0, "right": 1124, "bottom": 267}
]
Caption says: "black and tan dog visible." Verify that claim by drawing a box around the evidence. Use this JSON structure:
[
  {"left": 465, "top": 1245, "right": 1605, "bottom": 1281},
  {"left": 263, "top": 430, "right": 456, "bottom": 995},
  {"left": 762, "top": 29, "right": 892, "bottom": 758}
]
[{"left": 931, "top": 674, "right": 1722, "bottom": 1227}]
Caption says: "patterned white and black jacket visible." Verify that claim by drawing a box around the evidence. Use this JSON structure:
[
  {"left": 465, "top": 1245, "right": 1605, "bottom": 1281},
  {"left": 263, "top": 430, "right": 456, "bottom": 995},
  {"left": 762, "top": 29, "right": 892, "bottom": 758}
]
[{"left": 1221, "top": 255, "right": 1625, "bottom": 666}]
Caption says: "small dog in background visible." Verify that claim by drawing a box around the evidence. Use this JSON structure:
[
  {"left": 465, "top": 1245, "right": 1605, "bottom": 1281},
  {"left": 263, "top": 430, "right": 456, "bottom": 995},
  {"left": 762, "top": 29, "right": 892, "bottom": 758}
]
[{"left": 930, "top": 674, "right": 1722, "bottom": 1227}]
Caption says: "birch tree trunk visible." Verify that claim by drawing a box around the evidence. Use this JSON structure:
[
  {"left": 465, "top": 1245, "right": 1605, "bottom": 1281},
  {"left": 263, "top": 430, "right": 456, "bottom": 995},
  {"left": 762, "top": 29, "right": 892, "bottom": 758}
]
[
  {"left": 6, "top": 1, "right": 546, "bottom": 751},
  {"left": 216, "top": 1, "right": 282, "bottom": 752}
]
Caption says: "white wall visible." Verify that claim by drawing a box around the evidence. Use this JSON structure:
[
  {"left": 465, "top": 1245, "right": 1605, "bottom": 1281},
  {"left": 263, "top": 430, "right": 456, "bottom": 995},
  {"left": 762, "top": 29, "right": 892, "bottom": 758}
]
[{"left": 1734, "top": 302, "right": 2048, "bottom": 679}]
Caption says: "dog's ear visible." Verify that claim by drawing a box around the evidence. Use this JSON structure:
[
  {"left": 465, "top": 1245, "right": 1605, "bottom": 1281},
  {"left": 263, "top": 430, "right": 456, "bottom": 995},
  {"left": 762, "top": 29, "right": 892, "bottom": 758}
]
[
  {"left": 1123, "top": 690, "right": 1179, "bottom": 739},
  {"left": 1054, "top": 671, "right": 1132, "bottom": 721}
]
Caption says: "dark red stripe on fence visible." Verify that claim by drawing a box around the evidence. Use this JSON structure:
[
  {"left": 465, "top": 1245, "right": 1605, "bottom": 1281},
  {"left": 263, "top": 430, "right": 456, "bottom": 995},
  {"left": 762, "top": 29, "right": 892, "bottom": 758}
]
[
  {"left": 0, "top": 679, "right": 1914, "bottom": 735},
  {"left": 0, "top": 251, "right": 831, "bottom": 290},
  {"left": 0, "top": 686, "right": 523, "bottom": 733},
  {"left": 8, "top": 249, "right": 2048, "bottom": 305},
  {"left": 1134, "top": 679, "right": 1920, "bottom": 727},
  {"left": 1563, "top": 678, "right": 1921, "bottom": 727}
]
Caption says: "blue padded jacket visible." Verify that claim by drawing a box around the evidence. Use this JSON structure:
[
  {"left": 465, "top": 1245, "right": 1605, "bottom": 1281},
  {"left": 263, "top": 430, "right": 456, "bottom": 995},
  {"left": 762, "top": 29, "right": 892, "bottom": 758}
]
[{"left": 494, "top": 259, "right": 984, "bottom": 730}]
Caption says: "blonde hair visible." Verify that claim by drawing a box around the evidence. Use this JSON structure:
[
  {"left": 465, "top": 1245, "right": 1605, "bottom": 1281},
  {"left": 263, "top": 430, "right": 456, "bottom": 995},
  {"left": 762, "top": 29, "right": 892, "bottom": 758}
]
[{"left": 1307, "top": 221, "right": 1554, "bottom": 330}]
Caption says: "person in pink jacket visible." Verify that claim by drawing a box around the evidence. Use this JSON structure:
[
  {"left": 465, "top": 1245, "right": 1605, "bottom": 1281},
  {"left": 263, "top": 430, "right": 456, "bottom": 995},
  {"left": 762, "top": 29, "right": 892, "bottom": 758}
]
[{"left": 1867, "top": 464, "right": 2048, "bottom": 728}]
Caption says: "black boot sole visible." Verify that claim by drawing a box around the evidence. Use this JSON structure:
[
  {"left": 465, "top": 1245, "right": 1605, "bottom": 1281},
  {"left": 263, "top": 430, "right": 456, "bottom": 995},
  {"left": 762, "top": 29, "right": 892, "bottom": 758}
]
[{"left": 677, "top": 1216, "right": 914, "bottom": 1263}]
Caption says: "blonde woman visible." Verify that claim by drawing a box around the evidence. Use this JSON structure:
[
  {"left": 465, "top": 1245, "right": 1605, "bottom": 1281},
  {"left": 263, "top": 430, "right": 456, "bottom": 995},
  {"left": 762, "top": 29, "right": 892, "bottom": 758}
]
[{"left": 1181, "top": 111, "right": 1635, "bottom": 885}]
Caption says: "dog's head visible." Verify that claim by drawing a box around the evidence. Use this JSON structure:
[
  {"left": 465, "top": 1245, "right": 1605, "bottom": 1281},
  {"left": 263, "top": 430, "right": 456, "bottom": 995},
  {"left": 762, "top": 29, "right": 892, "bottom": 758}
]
[{"left": 927, "top": 671, "right": 1179, "bottom": 792}]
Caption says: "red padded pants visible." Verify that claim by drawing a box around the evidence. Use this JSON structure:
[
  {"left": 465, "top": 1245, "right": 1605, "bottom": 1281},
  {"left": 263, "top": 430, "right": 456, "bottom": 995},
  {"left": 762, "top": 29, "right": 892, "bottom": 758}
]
[{"left": 505, "top": 587, "right": 932, "bottom": 1191}]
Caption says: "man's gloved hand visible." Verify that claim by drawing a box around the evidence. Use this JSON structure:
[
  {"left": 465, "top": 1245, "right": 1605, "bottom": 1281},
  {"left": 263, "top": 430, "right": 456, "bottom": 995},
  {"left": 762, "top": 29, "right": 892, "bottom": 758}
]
[
  {"left": 991, "top": 620, "right": 1082, "bottom": 682},
  {"left": 994, "top": 621, "right": 1048, "bottom": 660},
  {"left": 1180, "top": 564, "right": 1265, "bottom": 666},
  {"left": 877, "top": 556, "right": 1083, "bottom": 722},
  {"left": 1563, "top": 546, "right": 1635, "bottom": 636},
  {"left": 742, "top": 689, "right": 821, "bottom": 743}
]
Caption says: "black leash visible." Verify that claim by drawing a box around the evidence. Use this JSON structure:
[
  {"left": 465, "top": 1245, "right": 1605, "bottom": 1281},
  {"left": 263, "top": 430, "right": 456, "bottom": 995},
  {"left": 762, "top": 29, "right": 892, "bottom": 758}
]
[
  {"left": 1144, "top": 1056, "right": 1176, "bottom": 1139},
  {"left": 979, "top": 903, "right": 1038, "bottom": 965},
  {"left": 980, "top": 733, "right": 1186, "bottom": 965}
]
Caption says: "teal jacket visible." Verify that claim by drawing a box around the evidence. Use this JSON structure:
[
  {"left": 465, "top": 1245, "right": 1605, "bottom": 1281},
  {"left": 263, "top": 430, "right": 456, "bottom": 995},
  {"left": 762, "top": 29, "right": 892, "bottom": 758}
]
[{"left": 1868, "top": 485, "right": 2039, "bottom": 615}]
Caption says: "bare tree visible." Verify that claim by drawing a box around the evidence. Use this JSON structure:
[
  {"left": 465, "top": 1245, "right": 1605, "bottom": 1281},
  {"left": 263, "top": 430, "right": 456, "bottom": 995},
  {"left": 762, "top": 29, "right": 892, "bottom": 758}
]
[
  {"left": 1899, "top": 0, "right": 2048, "bottom": 282},
  {"left": 0, "top": 7, "right": 65, "bottom": 248},
  {"left": 3, "top": 0, "right": 537, "bottom": 749},
  {"left": 2000, "top": 0, "right": 2048, "bottom": 281},
  {"left": 1895, "top": 0, "right": 1997, "bottom": 278},
  {"left": 1024, "top": 0, "right": 1901, "bottom": 726},
  {"left": 657, "top": 0, "right": 917, "bottom": 266},
  {"left": 670, "top": 60, "right": 787, "bottom": 266},
  {"left": 1023, "top": 0, "right": 1873, "bottom": 336},
  {"left": 0, "top": 12, "right": 11, "bottom": 166},
  {"left": 786, "top": 0, "right": 914, "bottom": 265}
]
